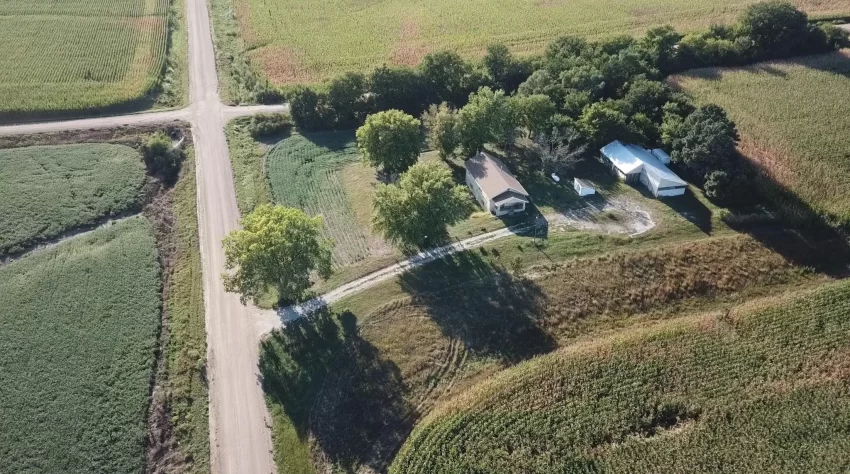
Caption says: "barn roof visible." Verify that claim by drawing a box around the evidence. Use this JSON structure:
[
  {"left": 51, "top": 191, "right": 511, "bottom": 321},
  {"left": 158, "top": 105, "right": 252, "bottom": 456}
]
[
  {"left": 600, "top": 141, "right": 687, "bottom": 188},
  {"left": 465, "top": 152, "right": 529, "bottom": 200}
]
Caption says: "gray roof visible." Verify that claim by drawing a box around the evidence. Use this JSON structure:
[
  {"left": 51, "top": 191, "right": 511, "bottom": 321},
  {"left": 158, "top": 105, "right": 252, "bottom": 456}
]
[
  {"left": 465, "top": 152, "right": 529, "bottom": 201},
  {"left": 600, "top": 141, "right": 687, "bottom": 188}
]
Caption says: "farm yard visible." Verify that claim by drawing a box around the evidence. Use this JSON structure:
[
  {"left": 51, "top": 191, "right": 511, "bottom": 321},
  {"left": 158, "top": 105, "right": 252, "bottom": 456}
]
[
  {"left": 0, "top": 143, "right": 147, "bottom": 256},
  {"left": 671, "top": 50, "right": 850, "bottom": 224},
  {"left": 0, "top": 0, "right": 176, "bottom": 116},
  {"left": 391, "top": 278, "right": 850, "bottom": 473},
  {"left": 0, "top": 218, "right": 161, "bottom": 474},
  {"left": 217, "top": 0, "right": 846, "bottom": 87},
  {"left": 0, "top": 134, "right": 208, "bottom": 474}
]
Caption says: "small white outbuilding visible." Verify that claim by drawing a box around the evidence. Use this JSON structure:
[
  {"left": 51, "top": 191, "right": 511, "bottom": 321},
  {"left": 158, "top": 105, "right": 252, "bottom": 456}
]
[{"left": 573, "top": 178, "right": 595, "bottom": 196}]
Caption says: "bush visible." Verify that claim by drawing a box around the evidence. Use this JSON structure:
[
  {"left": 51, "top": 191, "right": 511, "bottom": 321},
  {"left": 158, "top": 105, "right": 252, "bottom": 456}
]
[
  {"left": 142, "top": 131, "right": 182, "bottom": 182},
  {"left": 248, "top": 113, "right": 293, "bottom": 138},
  {"left": 704, "top": 169, "right": 750, "bottom": 206},
  {"left": 289, "top": 87, "right": 332, "bottom": 131},
  {"left": 739, "top": 1, "right": 810, "bottom": 58}
]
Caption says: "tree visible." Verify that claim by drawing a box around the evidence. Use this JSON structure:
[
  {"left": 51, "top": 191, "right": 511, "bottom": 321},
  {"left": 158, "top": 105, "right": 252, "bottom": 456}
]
[
  {"left": 356, "top": 110, "right": 422, "bottom": 174},
  {"left": 484, "top": 44, "right": 513, "bottom": 89},
  {"left": 622, "top": 79, "right": 672, "bottom": 121},
  {"left": 640, "top": 25, "right": 683, "bottom": 74},
  {"left": 372, "top": 162, "right": 470, "bottom": 248},
  {"left": 289, "top": 87, "right": 330, "bottom": 131},
  {"left": 578, "top": 101, "right": 632, "bottom": 150},
  {"left": 327, "top": 72, "right": 371, "bottom": 127},
  {"left": 456, "top": 87, "right": 514, "bottom": 156},
  {"left": 533, "top": 125, "right": 586, "bottom": 175},
  {"left": 222, "top": 204, "right": 332, "bottom": 305},
  {"left": 704, "top": 169, "right": 750, "bottom": 206},
  {"left": 739, "top": 1, "right": 809, "bottom": 58},
  {"left": 370, "top": 65, "right": 425, "bottom": 116},
  {"left": 512, "top": 94, "right": 556, "bottom": 138},
  {"left": 420, "top": 51, "right": 474, "bottom": 106},
  {"left": 421, "top": 103, "right": 460, "bottom": 160},
  {"left": 668, "top": 104, "right": 740, "bottom": 181}
]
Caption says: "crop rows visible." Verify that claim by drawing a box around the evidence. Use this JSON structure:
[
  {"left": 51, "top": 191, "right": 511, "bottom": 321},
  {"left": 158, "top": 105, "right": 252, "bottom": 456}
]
[
  {"left": 0, "top": 143, "right": 147, "bottom": 256},
  {"left": 266, "top": 131, "right": 371, "bottom": 267},
  {"left": 0, "top": 0, "right": 169, "bottom": 113},
  {"left": 390, "top": 280, "right": 850, "bottom": 473},
  {"left": 225, "top": 0, "right": 847, "bottom": 85},
  {"left": 673, "top": 51, "right": 850, "bottom": 224},
  {"left": 0, "top": 217, "right": 161, "bottom": 474}
]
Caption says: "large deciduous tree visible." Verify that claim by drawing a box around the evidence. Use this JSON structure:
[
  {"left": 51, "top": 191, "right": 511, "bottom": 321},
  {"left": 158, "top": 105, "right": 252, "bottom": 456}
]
[
  {"left": 456, "top": 87, "right": 514, "bottom": 156},
  {"left": 356, "top": 110, "right": 422, "bottom": 174},
  {"left": 372, "top": 162, "right": 470, "bottom": 248},
  {"left": 421, "top": 103, "right": 460, "bottom": 160},
  {"left": 666, "top": 104, "right": 740, "bottom": 182},
  {"left": 222, "top": 204, "right": 332, "bottom": 305}
]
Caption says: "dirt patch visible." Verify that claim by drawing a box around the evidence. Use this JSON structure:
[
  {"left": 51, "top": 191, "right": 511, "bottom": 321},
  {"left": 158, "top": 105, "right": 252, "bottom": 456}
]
[
  {"left": 0, "top": 122, "right": 192, "bottom": 149},
  {"left": 388, "top": 20, "right": 429, "bottom": 67},
  {"left": 546, "top": 196, "right": 656, "bottom": 236},
  {"left": 738, "top": 139, "right": 797, "bottom": 191},
  {"left": 251, "top": 45, "right": 315, "bottom": 86}
]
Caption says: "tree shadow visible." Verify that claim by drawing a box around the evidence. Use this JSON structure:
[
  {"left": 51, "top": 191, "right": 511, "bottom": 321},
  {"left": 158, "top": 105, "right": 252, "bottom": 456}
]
[
  {"left": 653, "top": 188, "right": 713, "bottom": 235},
  {"left": 258, "top": 309, "right": 413, "bottom": 472},
  {"left": 397, "top": 250, "right": 557, "bottom": 363},
  {"left": 300, "top": 128, "right": 358, "bottom": 150}
]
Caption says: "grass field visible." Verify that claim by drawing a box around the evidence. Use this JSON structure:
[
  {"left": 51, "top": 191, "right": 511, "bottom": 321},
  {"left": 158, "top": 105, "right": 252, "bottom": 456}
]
[
  {"left": 0, "top": 143, "right": 147, "bottom": 257},
  {"left": 0, "top": 217, "right": 161, "bottom": 474},
  {"left": 391, "top": 278, "right": 850, "bottom": 473},
  {"left": 261, "top": 225, "right": 848, "bottom": 473},
  {"left": 0, "top": 0, "right": 171, "bottom": 115},
  {"left": 218, "top": 0, "right": 847, "bottom": 87},
  {"left": 671, "top": 50, "right": 850, "bottom": 224}
]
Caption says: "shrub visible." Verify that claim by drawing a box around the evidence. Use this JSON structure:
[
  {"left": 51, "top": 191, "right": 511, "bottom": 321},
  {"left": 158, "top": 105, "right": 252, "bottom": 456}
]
[
  {"left": 247, "top": 113, "right": 292, "bottom": 138},
  {"left": 289, "top": 87, "right": 332, "bottom": 131},
  {"left": 704, "top": 169, "right": 750, "bottom": 206},
  {"left": 143, "top": 131, "right": 182, "bottom": 182}
]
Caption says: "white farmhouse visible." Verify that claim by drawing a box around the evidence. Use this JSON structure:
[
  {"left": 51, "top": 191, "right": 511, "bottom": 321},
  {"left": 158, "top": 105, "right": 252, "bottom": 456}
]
[
  {"left": 600, "top": 141, "right": 687, "bottom": 197},
  {"left": 465, "top": 152, "right": 530, "bottom": 217}
]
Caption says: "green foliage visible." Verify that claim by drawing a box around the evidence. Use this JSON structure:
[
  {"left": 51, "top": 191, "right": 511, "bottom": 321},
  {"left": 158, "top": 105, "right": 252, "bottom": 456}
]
[
  {"left": 457, "top": 87, "right": 514, "bottom": 156},
  {"left": 578, "top": 101, "right": 633, "bottom": 150},
  {"left": 372, "top": 162, "right": 470, "bottom": 248},
  {"left": 327, "top": 72, "right": 372, "bottom": 127},
  {"left": 143, "top": 131, "right": 183, "bottom": 181},
  {"left": 289, "top": 87, "right": 332, "bottom": 131},
  {"left": 0, "top": 0, "right": 169, "bottom": 114},
  {"left": 391, "top": 279, "right": 850, "bottom": 473},
  {"left": 739, "top": 1, "right": 810, "bottom": 57},
  {"left": 667, "top": 104, "right": 740, "bottom": 182},
  {"left": 370, "top": 65, "right": 426, "bottom": 116},
  {"left": 0, "top": 143, "right": 146, "bottom": 256},
  {"left": 421, "top": 102, "right": 460, "bottom": 160},
  {"left": 704, "top": 169, "right": 750, "bottom": 206},
  {"left": 512, "top": 94, "right": 556, "bottom": 138},
  {"left": 484, "top": 44, "right": 532, "bottom": 92},
  {"left": 356, "top": 110, "right": 422, "bottom": 174},
  {"left": 419, "top": 51, "right": 481, "bottom": 107},
  {"left": 226, "top": 118, "right": 273, "bottom": 214},
  {"left": 248, "top": 113, "right": 293, "bottom": 138},
  {"left": 222, "top": 204, "right": 333, "bottom": 304},
  {"left": 622, "top": 79, "right": 672, "bottom": 121},
  {"left": 0, "top": 218, "right": 161, "bottom": 474}
]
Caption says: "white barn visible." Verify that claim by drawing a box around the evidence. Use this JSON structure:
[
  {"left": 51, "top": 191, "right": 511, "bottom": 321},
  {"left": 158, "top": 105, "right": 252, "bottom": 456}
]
[
  {"left": 465, "top": 152, "right": 530, "bottom": 217},
  {"left": 600, "top": 141, "right": 687, "bottom": 197}
]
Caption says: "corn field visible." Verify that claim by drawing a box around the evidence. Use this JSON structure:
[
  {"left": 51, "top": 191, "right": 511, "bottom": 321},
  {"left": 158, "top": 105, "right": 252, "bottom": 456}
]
[
  {"left": 390, "top": 279, "right": 850, "bottom": 473},
  {"left": 266, "top": 131, "right": 371, "bottom": 267},
  {"left": 223, "top": 0, "right": 847, "bottom": 86},
  {"left": 0, "top": 0, "right": 169, "bottom": 114},
  {"left": 673, "top": 51, "right": 850, "bottom": 224}
]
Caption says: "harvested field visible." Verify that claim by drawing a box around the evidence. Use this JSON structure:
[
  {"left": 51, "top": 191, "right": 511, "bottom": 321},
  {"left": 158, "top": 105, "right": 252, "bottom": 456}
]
[
  {"left": 0, "top": 143, "right": 147, "bottom": 256},
  {"left": 261, "top": 230, "right": 846, "bottom": 473},
  {"left": 0, "top": 0, "right": 170, "bottom": 115},
  {"left": 0, "top": 218, "right": 161, "bottom": 474},
  {"left": 218, "top": 0, "right": 847, "bottom": 86},
  {"left": 671, "top": 50, "right": 850, "bottom": 224},
  {"left": 392, "top": 279, "right": 850, "bottom": 473}
]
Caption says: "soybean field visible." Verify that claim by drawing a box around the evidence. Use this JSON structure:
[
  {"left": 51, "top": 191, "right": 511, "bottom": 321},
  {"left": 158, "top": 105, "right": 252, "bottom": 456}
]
[
  {"left": 266, "top": 131, "right": 372, "bottom": 267},
  {"left": 221, "top": 0, "right": 846, "bottom": 86},
  {"left": 391, "top": 279, "right": 850, "bottom": 473},
  {"left": 0, "top": 143, "right": 147, "bottom": 256},
  {"left": 672, "top": 50, "right": 850, "bottom": 224},
  {"left": 0, "top": 0, "right": 170, "bottom": 115},
  {"left": 0, "top": 217, "right": 161, "bottom": 474}
]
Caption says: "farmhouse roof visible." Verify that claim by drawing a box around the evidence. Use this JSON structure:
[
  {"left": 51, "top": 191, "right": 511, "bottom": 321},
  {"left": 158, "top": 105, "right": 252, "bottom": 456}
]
[
  {"left": 600, "top": 141, "right": 687, "bottom": 188},
  {"left": 466, "top": 152, "right": 529, "bottom": 201}
]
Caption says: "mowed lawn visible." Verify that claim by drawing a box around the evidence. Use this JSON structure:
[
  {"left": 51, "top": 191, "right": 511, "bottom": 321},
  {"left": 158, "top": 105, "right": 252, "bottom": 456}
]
[
  {"left": 0, "top": 0, "right": 169, "bottom": 114},
  {"left": 0, "top": 217, "right": 161, "bottom": 474},
  {"left": 392, "top": 278, "right": 850, "bottom": 473},
  {"left": 672, "top": 50, "right": 850, "bottom": 223},
  {"left": 0, "top": 143, "right": 147, "bottom": 256},
  {"left": 226, "top": 0, "right": 846, "bottom": 86}
]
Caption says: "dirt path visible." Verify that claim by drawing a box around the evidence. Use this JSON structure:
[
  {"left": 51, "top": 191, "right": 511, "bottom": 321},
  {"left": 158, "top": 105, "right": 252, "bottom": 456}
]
[{"left": 267, "top": 198, "right": 656, "bottom": 334}]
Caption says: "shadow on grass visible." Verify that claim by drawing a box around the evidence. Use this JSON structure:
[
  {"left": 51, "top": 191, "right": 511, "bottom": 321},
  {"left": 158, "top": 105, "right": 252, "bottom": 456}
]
[
  {"left": 650, "top": 188, "right": 714, "bottom": 235},
  {"left": 398, "top": 250, "right": 557, "bottom": 363},
  {"left": 259, "top": 309, "right": 412, "bottom": 471}
]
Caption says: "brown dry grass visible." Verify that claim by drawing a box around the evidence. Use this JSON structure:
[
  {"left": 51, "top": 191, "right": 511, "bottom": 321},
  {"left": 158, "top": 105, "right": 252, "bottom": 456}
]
[{"left": 250, "top": 46, "right": 316, "bottom": 85}]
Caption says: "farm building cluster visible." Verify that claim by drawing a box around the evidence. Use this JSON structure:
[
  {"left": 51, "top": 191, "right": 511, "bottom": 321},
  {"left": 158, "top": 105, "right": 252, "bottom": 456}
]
[{"left": 600, "top": 141, "right": 687, "bottom": 197}]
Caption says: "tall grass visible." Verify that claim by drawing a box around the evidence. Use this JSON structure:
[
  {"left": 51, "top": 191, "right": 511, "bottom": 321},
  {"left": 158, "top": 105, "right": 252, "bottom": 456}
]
[
  {"left": 0, "top": 218, "right": 161, "bottom": 474},
  {"left": 0, "top": 0, "right": 169, "bottom": 114},
  {"left": 218, "top": 0, "right": 847, "bottom": 86},
  {"left": 0, "top": 143, "right": 147, "bottom": 256},
  {"left": 391, "top": 279, "right": 850, "bottom": 473},
  {"left": 672, "top": 50, "right": 850, "bottom": 224}
]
